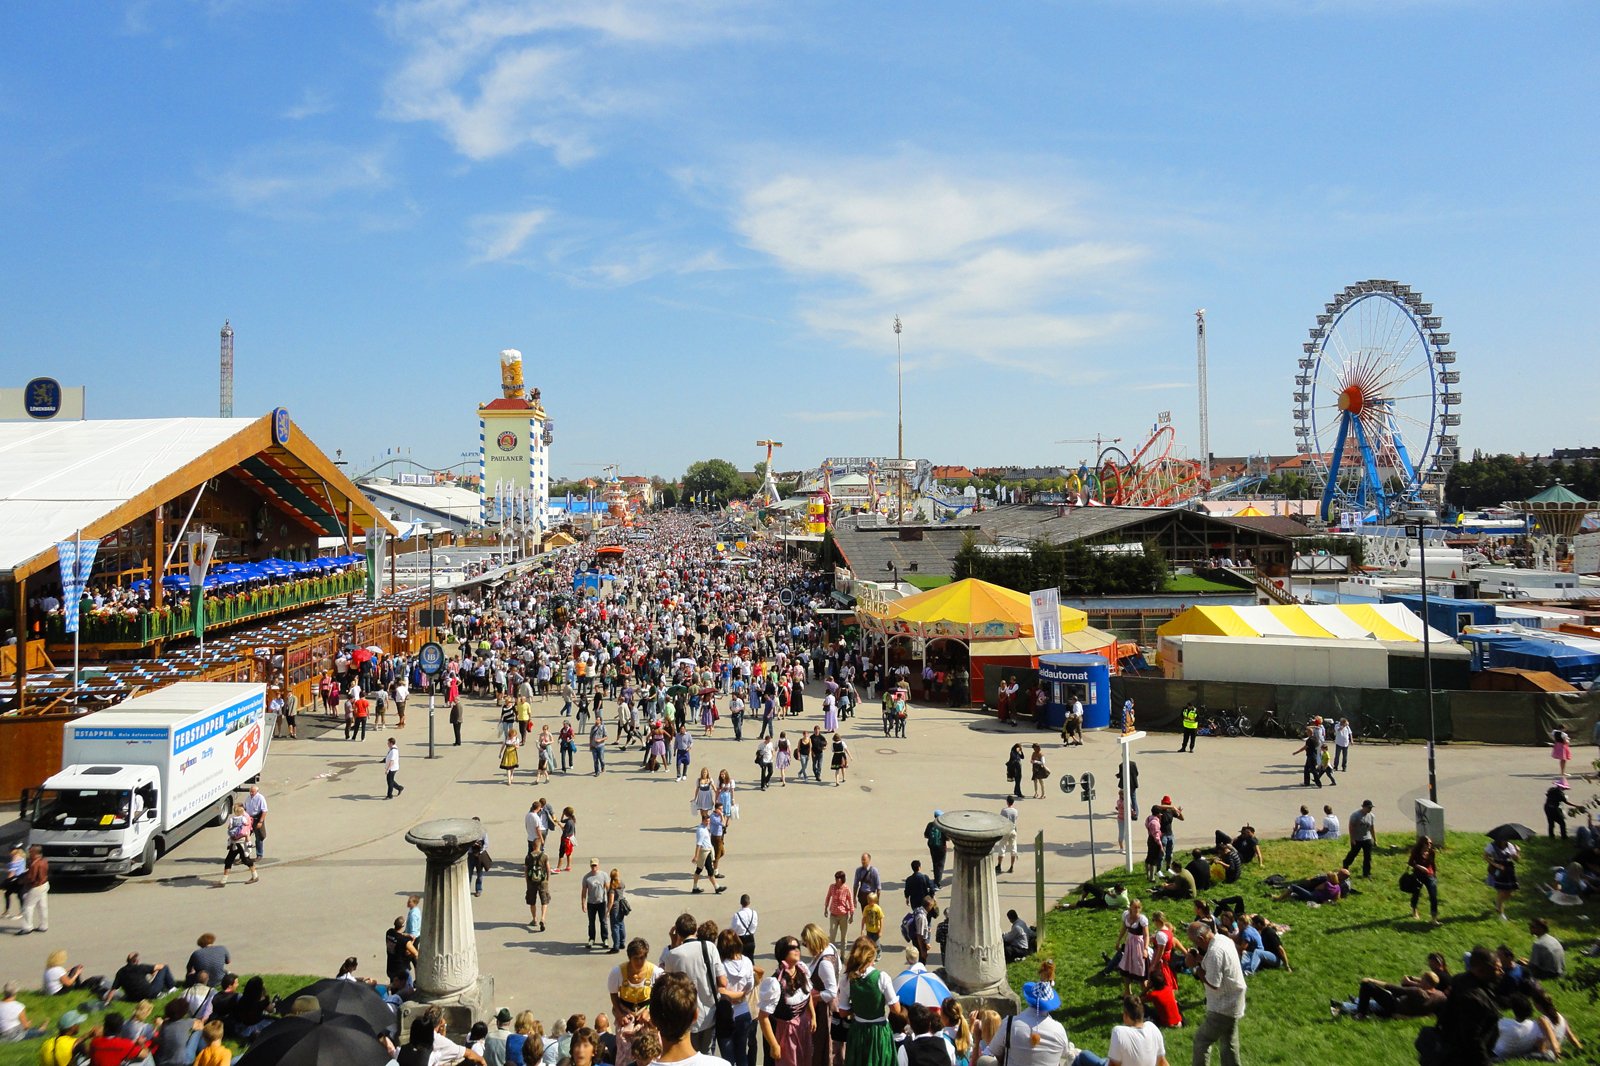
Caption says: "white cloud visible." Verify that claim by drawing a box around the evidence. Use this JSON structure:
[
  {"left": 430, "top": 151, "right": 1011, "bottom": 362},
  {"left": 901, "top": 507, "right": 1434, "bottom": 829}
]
[
  {"left": 206, "top": 141, "right": 391, "bottom": 212},
  {"left": 381, "top": 0, "right": 752, "bottom": 163},
  {"left": 469, "top": 207, "right": 549, "bottom": 263},
  {"left": 731, "top": 158, "right": 1149, "bottom": 375}
]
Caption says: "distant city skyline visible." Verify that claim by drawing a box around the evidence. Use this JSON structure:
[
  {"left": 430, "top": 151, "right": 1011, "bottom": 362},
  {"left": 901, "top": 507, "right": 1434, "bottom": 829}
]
[{"left": 2, "top": 2, "right": 1595, "bottom": 478}]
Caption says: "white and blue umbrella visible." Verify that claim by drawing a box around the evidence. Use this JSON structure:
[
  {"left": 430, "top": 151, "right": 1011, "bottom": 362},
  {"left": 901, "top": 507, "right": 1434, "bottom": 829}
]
[{"left": 892, "top": 965, "right": 951, "bottom": 1008}]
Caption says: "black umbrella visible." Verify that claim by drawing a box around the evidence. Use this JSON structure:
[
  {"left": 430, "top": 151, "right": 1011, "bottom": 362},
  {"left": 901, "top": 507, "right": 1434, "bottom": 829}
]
[
  {"left": 1486, "top": 823, "right": 1537, "bottom": 842},
  {"left": 281, "top": 979, "right": 397, "bottom": 1037},
  {"left": 240, "top": 1015, "right": 387, "bottom": 1066}
]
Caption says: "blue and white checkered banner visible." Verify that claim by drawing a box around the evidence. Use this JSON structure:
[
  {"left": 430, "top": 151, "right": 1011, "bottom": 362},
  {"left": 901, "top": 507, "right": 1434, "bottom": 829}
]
[{"left": 56, "top": 537, "right": 101, "bottom": 634}]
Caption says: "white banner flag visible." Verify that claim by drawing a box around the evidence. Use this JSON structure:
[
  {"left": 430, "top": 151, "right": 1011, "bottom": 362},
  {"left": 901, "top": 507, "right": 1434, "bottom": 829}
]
[
  {"left": 1029, "top": 587, "right": 1062, "bottom": 652},
  {"left": 187, "top": 530, "right": 219, "bottom": 589}
]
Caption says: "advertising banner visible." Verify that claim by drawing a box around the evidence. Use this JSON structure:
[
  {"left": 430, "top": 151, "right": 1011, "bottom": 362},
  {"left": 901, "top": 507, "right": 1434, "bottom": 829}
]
[{"left": 1030, "top": 587, "right": 1062, "bottom": 652}]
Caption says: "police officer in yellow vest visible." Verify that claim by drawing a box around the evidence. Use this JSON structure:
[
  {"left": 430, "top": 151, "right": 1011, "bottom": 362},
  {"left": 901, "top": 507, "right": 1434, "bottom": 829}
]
[{"left": 1179, "top": 701, "right": 1199, "bottom": 753}]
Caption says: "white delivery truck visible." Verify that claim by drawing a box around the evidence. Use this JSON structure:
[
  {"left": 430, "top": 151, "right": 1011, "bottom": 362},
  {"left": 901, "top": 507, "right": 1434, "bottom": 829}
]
[{"left": 25, "top": 682, "right": 270, "bottom": 878}]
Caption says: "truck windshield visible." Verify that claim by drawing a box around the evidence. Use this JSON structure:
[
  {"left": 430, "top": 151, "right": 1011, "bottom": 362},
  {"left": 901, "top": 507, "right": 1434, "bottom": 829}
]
[{"left": 31, "top": 788, "right": 133, "bottom": 830}]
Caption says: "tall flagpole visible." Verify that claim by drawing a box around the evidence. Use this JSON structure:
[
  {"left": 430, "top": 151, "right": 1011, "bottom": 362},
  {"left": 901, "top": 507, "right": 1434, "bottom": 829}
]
[
  {"left": 894, "top": 315, "right": 904, "bottom": 523},
  {"left": 72, "top": 528, "right": 81, "bottom": 701}
]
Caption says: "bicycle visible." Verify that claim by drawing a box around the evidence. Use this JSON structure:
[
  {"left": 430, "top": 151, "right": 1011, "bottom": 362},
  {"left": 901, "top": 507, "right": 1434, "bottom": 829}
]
[
  {"left": 1364, "top": 716, "right": 1408, "bottom": 744},
  {"left": 1232, "top": 708, "right": 1254, "bottom": 738},
  {"left": 1254, "top": 709, "right": 1287, "bottom": 739}
]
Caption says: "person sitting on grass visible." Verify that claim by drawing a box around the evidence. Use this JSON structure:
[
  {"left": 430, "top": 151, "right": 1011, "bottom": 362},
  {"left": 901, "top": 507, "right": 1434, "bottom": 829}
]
[
  {"left": 1230, "top": 826, "right": 1264, "bottom": 867},
  {"left": 1530, "top": 985, "right": 1585, "bottom": 1058},
  {"left": 1070, "top": 883, "right": 1130, "bottom": 911},
  {"left": 1247, "top": 915, "right": 1291, "bottom": 974},
  {"left": 1142, "top": 966, "right": 1182, "bottom": 1030},
  {"left": 0, "top": 981, "right": 48, "bottom": 1041},
  {"left": 107, "top": 952, "right": 177, "bottom": 1003},
  {"left": 1331, "top": 971, "right": 1446, "bottom": 1020},
  {"left": 36, "top": 1009, "right": 86, "bottom": 1066},
  {"left": 1206, "top": 842, "right": 1242, "bottom": 885},
  {"left": 82, "top": 1011, "right": 152, "bottom": 1064},
  {"left": 1149, "top": 865, "right": 1194, "bottom": 901},
  {"left": 1273, "top": 869, "right": 1349, "bottom": 905},
  {"left": 152, "top": 997, "right": 204, "bottom": 1065},
  {"left": 1491, "top": 992, "right": 1559, "bottom": 1061}
]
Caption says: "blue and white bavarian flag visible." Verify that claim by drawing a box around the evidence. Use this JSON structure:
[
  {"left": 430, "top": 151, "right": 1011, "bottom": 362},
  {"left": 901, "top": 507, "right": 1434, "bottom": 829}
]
[{"left": 56, "top": 537, "right": 102, "bottom": 634}]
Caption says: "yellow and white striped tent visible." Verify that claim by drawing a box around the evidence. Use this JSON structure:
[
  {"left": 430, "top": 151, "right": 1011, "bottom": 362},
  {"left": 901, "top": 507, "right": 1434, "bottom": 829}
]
[{"left": 1157, "top": 603, "right": 1450, "bottom": 643}]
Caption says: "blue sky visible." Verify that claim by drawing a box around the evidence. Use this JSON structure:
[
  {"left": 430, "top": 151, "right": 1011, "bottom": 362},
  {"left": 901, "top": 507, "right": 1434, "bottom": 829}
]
[{"left": 2, "top": 0, "right": 1596, "bottom": 481}]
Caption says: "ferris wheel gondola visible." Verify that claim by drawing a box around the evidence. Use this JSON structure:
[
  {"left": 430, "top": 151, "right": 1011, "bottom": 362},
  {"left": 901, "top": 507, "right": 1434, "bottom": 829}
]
[{"left": 1294, "top": 279, "right": 1461, "bottom": 522}]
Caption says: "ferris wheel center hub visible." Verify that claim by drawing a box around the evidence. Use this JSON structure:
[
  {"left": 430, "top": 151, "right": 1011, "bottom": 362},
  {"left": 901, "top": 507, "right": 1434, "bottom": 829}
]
[{"left": 1337, "top": 386, "right": 1365, "bottom": 415}]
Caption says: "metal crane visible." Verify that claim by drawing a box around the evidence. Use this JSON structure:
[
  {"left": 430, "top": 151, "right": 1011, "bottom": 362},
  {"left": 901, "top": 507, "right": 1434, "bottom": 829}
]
[{"left": 1055, "top": 435, "right": 1123, "bottom": 464}]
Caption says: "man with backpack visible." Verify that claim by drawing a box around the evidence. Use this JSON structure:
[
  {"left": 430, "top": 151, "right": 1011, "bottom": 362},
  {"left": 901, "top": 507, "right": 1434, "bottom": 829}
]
[
  {"left": 903, "top": 897, "right": 935, "bottom": 963},
  {"left": 923, "top": 813, "right": 948, "bottom": 885}
]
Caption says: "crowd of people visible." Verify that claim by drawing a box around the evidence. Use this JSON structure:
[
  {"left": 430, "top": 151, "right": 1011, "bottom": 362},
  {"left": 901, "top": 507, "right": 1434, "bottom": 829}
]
[{"left": 6, "top": 510, "right": 1597, "bottom": 1066}]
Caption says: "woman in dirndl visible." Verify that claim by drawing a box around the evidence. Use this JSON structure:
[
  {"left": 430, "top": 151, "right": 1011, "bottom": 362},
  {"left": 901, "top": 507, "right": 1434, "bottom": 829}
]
[
  {"left": 1115, "top": 898, "right": 1150, "bottom": 996},
  {"left": 499, "top": 721, "right": 521, "bottom": 785},
  {"left": 759, "top": 937, "right": 814, "bottom": 1066},
  {"left": 838, "top": 937, "right": 894, "bottom": 1066}
]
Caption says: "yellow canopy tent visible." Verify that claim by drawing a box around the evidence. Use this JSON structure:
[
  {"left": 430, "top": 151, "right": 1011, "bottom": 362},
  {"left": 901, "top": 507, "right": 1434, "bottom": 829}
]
[
  {"left": 976, "top": 626, "right": 1125, "bottom": 658},
  {"left": 1233, "top": 505, "right": 1267, "bottom": 517},
  {"left": 1157, "top": 603, "right": 1444, "bottom": 643},
  {"left": 874, "top": 578, "right": 1087, "bottom": 643}
]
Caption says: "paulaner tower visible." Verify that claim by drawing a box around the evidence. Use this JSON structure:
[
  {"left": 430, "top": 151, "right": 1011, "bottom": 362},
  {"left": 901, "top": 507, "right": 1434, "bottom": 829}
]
[{"left": 476, "top": 349, "right": 552, "bottom": 529}]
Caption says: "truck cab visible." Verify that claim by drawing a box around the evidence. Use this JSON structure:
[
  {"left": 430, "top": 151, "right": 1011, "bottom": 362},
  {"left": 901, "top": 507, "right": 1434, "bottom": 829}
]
[{"left": 27, "top": 765, "right": 190, "bottom": 877}]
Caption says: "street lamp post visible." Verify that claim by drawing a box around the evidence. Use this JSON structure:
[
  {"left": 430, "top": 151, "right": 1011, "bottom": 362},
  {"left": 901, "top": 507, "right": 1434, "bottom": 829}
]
[
  {"left": 1403, "top": 510, "right": 1439, "bottom": 802},
  {"left": 426, "top": 526, "right": 437, "bottom": 760}
]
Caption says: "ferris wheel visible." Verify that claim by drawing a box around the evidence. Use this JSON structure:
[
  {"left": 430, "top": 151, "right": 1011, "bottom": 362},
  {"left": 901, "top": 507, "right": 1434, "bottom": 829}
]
[{"left": 1293, "top": 279, "right": 1461, "bottom": 522}]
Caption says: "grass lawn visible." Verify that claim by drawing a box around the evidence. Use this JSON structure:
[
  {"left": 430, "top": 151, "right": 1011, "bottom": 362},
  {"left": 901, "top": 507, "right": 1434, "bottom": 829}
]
[
  {"left": 906, "top": 575, "right": 954, "bottom": 591},
  {"left": 1165, "top": 573, "right": 1248, "bottom": 594},
  {"left": 1014, "top": 831, "right": 1600, "bottom": 1066},
  {"left": 0, "top": 974, "right": 320, "bottom": 1066}
]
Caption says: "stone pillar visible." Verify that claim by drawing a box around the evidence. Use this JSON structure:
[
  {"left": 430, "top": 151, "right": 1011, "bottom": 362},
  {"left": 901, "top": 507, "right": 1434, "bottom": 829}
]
[
  {"left": 935, "top": 811, "right": 1020, "bottom": 1012},
  {"left": 400, "top": 818, "right": 495, "bottom": 1036}
]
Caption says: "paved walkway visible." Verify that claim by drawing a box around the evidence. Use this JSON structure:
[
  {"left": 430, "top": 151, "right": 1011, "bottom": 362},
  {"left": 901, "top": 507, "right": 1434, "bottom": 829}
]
[{"left": 11, "top": 686, "right": 1576, "bottom": 1018}]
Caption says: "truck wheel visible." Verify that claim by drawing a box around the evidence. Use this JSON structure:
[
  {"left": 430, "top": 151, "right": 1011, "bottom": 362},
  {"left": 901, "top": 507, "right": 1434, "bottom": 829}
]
[
  {"left": 212, "top": 797, "right": 231, "bottom": 826},
  {"left": 135, "top": 838, "right": 159, "bottom": 876}
]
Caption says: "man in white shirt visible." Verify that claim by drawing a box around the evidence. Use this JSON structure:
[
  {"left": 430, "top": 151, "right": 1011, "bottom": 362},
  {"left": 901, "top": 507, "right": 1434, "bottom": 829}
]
[
  {"left": 525, "top": 800, "right": 547, "bottom": 852},
  {"left": 1002, "top": 910, "right": 1032, "bottom": 963},
  {"left": 1185, "top": 923, "right": 1246, "bottom": 1066},
  {"left": 691, "top": 814, "right": 718, "bottom": 893},
  {"left": 1063, "top": 698, "right": 1084, "bottom": 745},
  {"left": 383, "top": 738, "right": 404, "bottom": 799},
  {"left": 996, "top": 797, "right": 1020, "bottom": 875},
  {"left": 661, "top": 913, "right": 728, "bottom": 1054},
  {"left": 244, "top": 785, "right": 269, "bottom": 860},
  {"left": 1105, "top": 995, "right": 1167, "bottom": 1066},
  {"left": 729, "top": 895, "right": 758, "bottom": 958}
]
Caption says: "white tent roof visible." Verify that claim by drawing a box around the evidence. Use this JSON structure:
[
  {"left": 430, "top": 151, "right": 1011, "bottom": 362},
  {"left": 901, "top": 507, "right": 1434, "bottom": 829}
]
[
  {"left": 0, "top": 417, "right": 255, "bottom": 573},
  {"left": 360, "top": 481, "right": 484, "bottom": 527}
]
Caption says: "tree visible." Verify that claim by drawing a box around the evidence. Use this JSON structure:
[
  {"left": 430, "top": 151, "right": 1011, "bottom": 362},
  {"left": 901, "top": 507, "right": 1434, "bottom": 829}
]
[{"left": 682, "top": 459, "right": 747, "bottom": 502}]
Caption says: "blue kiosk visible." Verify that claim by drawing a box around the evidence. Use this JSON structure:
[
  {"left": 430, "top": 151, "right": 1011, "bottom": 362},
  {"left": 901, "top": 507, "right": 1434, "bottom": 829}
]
[{"left": 1038, "top": 652, "right": 1112, "bottom": 730}]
